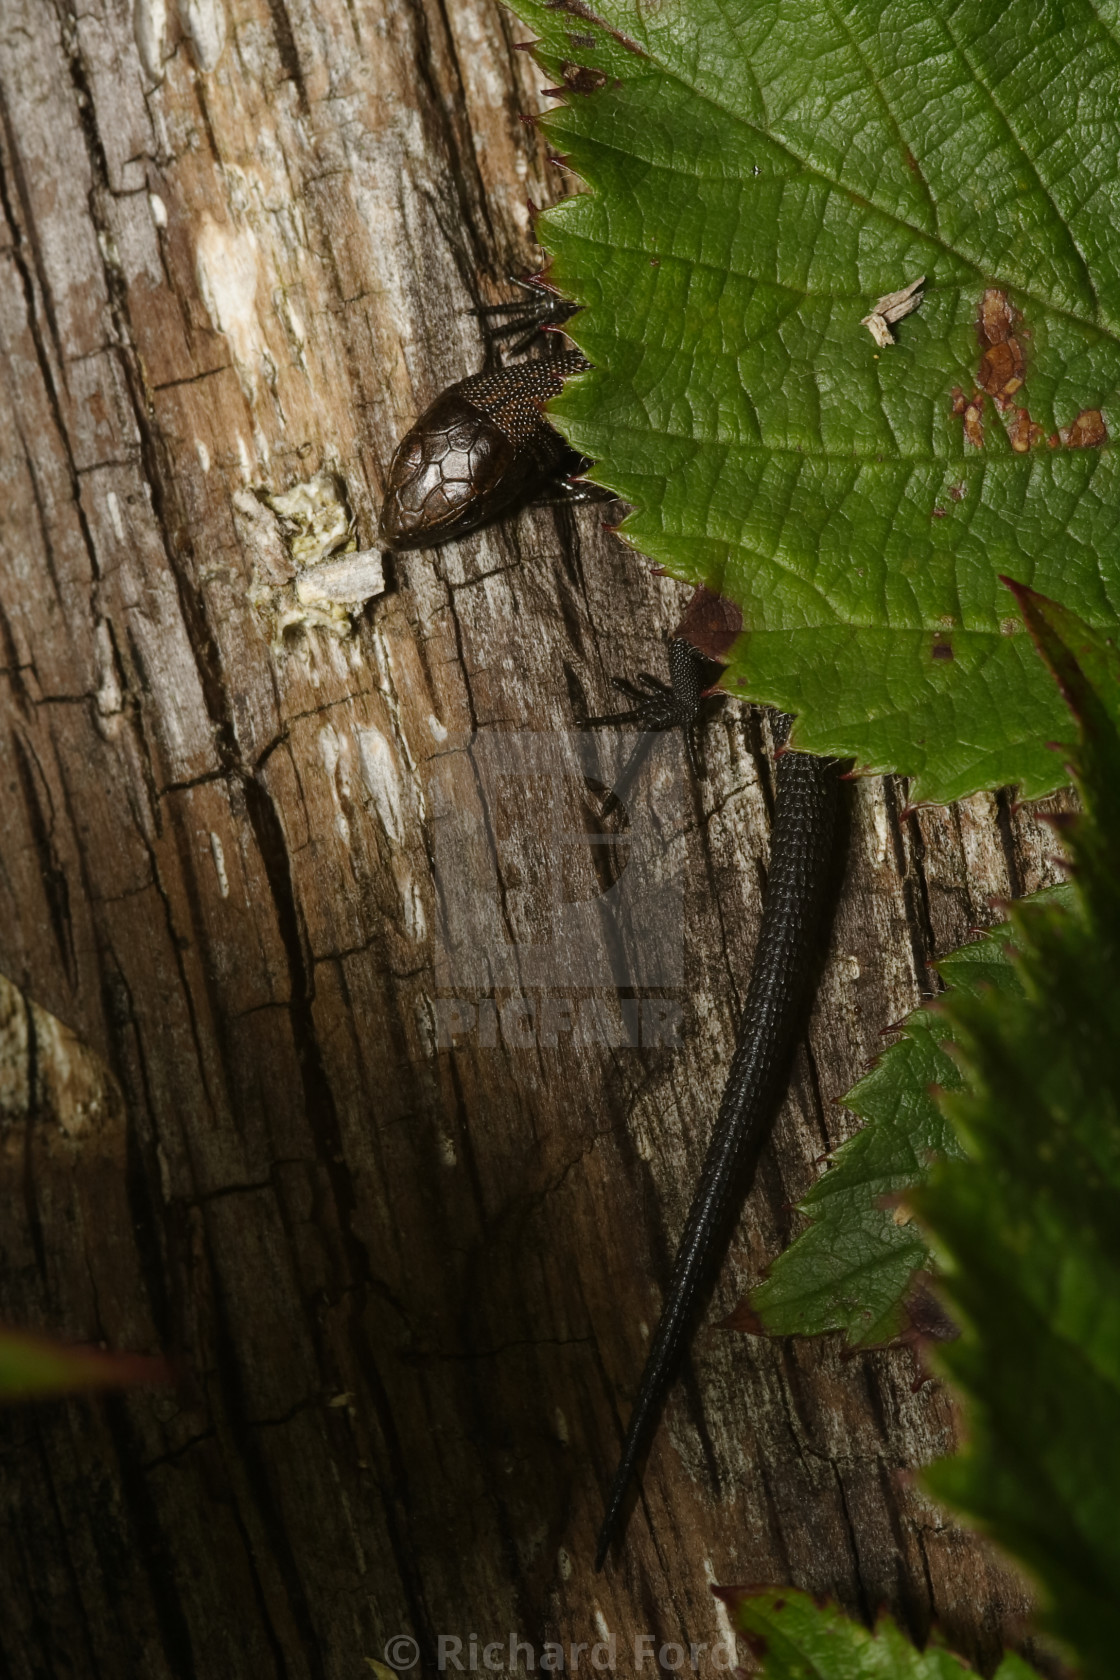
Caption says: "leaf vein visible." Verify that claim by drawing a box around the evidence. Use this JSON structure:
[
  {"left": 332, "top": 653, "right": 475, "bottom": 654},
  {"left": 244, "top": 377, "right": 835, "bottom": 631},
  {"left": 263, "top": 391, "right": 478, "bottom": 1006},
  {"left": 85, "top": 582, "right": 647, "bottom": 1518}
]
[
  {"left": 548, "top": 46, "right": 1120, "bottom": 344},
  {"left": 929, "top": 1, "right": 1100, "bottom": 319}
]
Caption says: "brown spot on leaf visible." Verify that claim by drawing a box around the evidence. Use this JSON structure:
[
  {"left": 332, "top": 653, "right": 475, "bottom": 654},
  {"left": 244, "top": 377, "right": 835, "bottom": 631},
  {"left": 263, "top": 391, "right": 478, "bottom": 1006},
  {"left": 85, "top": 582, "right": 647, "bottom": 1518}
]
[
  {"left": 674, "top": 584, "right": 743, "bottom": 662},
  {"left": 978, "top": 287, "right": 1017, "bottom": 349},
  {"left": 978, "top": 339, "right": 1025, "bottom": 405},
  {"left": 951, "top": 386, "right": 984, "bottom": 448},
  {"left": 975, "top": 288, "right": 1030, "bottom": 412},
  {"left": 948, "top": 483, "right": 967, "bottom": 500},
  {"left": 543, "top": 0, "right": 645, "bottom": 53},
  {"left": 557, "top": 60, "right": 609, "bottom": 92},
  {"left": 931, "top": 638, "right": 954, "bottom": 661},
  {"left": 1007, "top": 407, "right": 1044, "bottom": 453},
  {"left": 956, "top": 290, "right": 1107, "bottom": 454},
  {"left": 718, "top": 1299, "right": 766, "bottom": 1334},
  {"left": 1060, "top": 408, "right": 1107, "bottom": 448}
]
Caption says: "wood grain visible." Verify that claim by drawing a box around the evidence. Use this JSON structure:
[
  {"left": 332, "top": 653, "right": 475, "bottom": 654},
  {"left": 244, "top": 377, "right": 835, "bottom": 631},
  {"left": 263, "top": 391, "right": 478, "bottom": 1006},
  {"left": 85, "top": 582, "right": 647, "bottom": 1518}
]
[{"left": 0, "top": 2, "right": 1071, "bottom": 1675}]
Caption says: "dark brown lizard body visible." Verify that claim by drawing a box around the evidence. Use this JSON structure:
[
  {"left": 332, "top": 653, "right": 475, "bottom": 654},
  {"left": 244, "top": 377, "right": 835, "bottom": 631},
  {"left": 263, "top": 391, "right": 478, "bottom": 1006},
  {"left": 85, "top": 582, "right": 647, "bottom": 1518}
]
[
  {"left": 378, "top": 291, "right": 843, "bottom": 1569},
  {"left": 592, "top": 707, "right": 840, "bottom": 1567}
]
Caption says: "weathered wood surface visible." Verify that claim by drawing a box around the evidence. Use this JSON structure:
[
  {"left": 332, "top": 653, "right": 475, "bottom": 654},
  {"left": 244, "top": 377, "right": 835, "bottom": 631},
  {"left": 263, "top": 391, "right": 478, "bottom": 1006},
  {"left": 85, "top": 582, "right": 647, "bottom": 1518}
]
[{"left": 0, "top": 2, "right": 1070, "bottom": 1675}]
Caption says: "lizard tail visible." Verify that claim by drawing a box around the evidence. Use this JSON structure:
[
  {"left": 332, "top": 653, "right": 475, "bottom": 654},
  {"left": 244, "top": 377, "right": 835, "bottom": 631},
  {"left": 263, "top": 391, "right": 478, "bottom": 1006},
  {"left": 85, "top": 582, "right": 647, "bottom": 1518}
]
[{"left": 594, "top": 720, "right": 841, "bottom": 1571}]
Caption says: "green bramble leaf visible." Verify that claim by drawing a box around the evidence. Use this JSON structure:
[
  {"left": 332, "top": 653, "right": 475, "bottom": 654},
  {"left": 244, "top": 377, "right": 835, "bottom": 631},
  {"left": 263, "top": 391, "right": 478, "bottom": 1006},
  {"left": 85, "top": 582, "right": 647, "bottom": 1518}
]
[
  {"left": 512, "top": 0, "right": 1120, "bottom": 800},
  {"left": 723, "top": 1586, "right": 1039, "bottom": 1679},
  {"left": 915, "top": 589, "right": 1120, "bottom": 1677},
  {"left": 747, "top": 898, "right": 1069, "bottom": 1347}
]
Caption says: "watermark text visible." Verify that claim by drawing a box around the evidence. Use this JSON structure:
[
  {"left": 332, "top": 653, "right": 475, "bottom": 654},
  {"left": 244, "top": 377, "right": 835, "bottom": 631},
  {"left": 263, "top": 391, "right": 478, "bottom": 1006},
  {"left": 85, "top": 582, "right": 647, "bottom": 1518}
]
[{"left": 380, "top": 1633, "right": 738, "bottom": 1674}]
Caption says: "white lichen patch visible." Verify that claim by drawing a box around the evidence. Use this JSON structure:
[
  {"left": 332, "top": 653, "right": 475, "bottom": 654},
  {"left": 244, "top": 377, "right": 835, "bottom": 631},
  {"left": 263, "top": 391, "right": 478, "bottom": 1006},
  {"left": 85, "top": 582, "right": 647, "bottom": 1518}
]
[
  {"left": 240, "top": 472, "right": 386, "bottom": 649},
  {"left": 318, "top": 724, "right": 354, "bottom": 846},
  {"left": 94, "top": 620, "right": 124, "bottom": 718},
  {"left": 0, "top": 973, "right": 119, "bottom": 1150},
  {"left": 352, "top": 722, "right": 426, "bottom": 937},
  {"left": 703, "top": 1559, "right": 740, "bottom": 1655},
  {"left": 179, "top": 0, "right": 227, "bottom": 72},
  {"left": 267, "top": 473, "right": 353, "bottom": 567},
  {"left": 861, "top": 276, "right": 925, "bottom": 346},
  {"left": 195, "top": 214, "right": 265, "bottom": 398},
  {"left": 394, "top": 862, "right": 426, "bottom": 942},
  {"left": 859, "top": 777, "right": 893, "bottom": 868},
  {"left": 355, "top": 724, "right": 405, "bottom": 844},
  {"left": 209, "top": 832, "right": 230, "bottom": 898},
  {"left": 134, "top": 0, "right": 169, "bottom": 82}
]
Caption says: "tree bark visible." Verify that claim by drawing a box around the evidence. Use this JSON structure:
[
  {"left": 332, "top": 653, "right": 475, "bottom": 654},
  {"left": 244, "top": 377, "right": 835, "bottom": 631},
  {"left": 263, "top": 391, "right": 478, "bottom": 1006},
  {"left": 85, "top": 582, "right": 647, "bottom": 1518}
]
[{"left": 0, "top": 2, "right": 1069, "bottom": 1676}]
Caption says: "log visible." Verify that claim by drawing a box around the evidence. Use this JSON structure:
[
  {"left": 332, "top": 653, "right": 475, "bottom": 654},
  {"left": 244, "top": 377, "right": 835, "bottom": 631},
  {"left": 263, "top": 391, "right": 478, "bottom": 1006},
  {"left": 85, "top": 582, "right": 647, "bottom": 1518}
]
[{"left": 0, "top": 1, "right": 1069, "bottom": 1674}]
